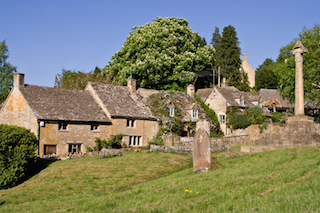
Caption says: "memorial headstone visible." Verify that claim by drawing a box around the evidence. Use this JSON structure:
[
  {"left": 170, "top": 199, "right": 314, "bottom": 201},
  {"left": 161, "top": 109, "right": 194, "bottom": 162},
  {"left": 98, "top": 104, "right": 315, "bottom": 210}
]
[{"left": 193, "top": 120, "right": 211, "bottom": 174}]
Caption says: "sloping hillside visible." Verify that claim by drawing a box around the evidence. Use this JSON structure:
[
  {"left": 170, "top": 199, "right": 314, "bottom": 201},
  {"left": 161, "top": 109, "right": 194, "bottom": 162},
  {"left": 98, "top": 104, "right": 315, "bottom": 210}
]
[{"left": 1, "top": 147, "right": 320, "bottom": 212}]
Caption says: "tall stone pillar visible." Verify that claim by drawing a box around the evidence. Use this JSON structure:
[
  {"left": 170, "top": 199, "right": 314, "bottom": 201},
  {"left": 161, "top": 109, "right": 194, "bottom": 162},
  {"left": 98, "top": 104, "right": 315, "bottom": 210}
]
[{"left": 290, "top": 40, "right": 308, "bottom": 116}]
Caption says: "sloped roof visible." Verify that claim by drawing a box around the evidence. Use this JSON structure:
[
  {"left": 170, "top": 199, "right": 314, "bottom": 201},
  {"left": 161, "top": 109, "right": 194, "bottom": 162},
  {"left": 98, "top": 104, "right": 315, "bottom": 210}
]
[
  {"left": 196, "top": 88, "right": 212, "bottom": 99},
  {"left": 216, "top": 86, "right": 254, "bottom": 107},
  {"left": 255, "top": 89, "right": 294, "bottom": 109},
  {"left": 19, "top": 85, "right": 110, "bottom": 122},
  {"left": 89, "top": 83, "right": 156, "bottom": 120},
  {"left": 196, "top": 86, "right": 255, "bottom": 107}
]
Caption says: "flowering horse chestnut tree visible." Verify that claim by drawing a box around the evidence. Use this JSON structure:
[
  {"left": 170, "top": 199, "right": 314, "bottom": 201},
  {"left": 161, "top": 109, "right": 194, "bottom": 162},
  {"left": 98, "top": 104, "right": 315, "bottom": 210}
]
[{"left": 102, "top": 17, "right": 215, "bottom": 91}]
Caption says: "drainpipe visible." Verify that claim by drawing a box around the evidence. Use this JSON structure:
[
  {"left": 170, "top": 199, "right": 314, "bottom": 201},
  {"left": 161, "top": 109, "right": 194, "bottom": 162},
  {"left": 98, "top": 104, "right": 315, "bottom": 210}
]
[{"left": 37, "top": 120, "right": 40, "bottom": 156}]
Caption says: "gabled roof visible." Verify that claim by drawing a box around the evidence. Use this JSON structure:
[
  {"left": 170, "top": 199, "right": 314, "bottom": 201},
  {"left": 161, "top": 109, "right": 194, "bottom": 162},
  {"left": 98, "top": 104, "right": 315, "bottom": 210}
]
[
  {"left": 255, "top": 89, "right": 294, "bottom": 109},
  {"left": 19, "top": 85, "right": 110, "bottom": 122},
  {"left": 195, "top": 88, "right": 212, "bottom": 100},
  {"left": 196, "top": 86, "right": 255, "bottom": 107},
  {"left": 89, "top": 83, "right": 156, "bottom": 120}
]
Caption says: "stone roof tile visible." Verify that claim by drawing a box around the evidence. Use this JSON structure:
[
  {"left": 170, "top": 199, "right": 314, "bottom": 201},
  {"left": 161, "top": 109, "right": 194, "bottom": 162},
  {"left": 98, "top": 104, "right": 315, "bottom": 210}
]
[{"left": 19, "top": 85, "right": 110, "bottom": 122}]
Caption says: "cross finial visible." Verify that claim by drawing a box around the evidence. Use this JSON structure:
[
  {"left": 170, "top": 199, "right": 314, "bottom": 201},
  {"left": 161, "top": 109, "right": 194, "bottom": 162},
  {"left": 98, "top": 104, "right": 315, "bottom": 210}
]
[{"left": 291, "top": 40, "right": 308, "bottom": 55}]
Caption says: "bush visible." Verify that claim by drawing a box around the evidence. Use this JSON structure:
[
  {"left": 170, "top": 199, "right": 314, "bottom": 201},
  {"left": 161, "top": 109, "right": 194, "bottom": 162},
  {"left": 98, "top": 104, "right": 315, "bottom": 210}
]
[
  {"left": 227, "top": 106, "right": 267, "bottom": 130},
  {"left": 0, "top": 124, "right": 37, "bottom": 189},
  {"left": 94, "top": 134, "right": 124, "bottom": 150},
  {"left": 148, "top": 133, "right": 164, "bottom": 148}
]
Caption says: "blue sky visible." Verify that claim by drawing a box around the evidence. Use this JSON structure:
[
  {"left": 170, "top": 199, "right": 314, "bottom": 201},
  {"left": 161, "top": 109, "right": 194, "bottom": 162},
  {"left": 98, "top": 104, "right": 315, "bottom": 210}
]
[{"left": 1, "top": 0, "right": 319, "bottom": 87}]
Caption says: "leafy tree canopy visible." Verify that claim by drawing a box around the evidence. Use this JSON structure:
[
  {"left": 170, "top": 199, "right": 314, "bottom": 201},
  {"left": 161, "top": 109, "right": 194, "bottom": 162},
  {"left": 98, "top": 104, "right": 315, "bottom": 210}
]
[
  {"left": 255, "top": 58, "right": 277, "bottom": 90},
  {"left": 0, "top": 40, "right": 17, "bottom": 103},
  {"left": 274, "top": 25, "right": 320, "bottom": 103},
  {"left": 102, "top": 17, "right": 215, "bottom": 91},
  {"left": 55, "top": 67, "right": 109, "bottom": 90}
]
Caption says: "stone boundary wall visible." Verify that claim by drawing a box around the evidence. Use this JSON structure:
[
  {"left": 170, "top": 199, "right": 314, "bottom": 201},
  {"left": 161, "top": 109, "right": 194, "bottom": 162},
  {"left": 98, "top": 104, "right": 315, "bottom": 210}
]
[
  {"left": 150, "top": 144, "right": 229, "bottom": 155},
  {"left": 211, "top": 135, "right": 250, "bottom": 146},
  {"left": 39, "top": 148, "right": 127, "bottom": 160}
]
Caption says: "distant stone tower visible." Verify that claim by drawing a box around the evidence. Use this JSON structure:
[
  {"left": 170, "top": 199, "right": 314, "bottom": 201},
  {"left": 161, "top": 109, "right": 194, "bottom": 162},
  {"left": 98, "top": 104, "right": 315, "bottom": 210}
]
[{"left": 241, "top": 53, "right": 255, "bottom": 88}]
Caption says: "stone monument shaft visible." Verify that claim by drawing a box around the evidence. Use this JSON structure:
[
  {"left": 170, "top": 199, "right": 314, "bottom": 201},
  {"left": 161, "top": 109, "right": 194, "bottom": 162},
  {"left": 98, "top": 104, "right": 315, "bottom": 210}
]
[{"left": 291, "top": 40, "right": 308, "bottom": 116}]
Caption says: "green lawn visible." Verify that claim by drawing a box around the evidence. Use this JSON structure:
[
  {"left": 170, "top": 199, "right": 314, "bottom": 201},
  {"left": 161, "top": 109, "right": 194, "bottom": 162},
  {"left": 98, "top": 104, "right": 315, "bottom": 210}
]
[{"left": 1, "top": 146, "right": 320, "bottom": 212}]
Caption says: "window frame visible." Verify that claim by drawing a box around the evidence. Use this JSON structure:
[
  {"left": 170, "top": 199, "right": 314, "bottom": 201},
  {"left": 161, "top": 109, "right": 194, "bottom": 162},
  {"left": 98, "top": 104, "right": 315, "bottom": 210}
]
[
  {"left": 58, "top": 122, "right": 68, "bottom": 131},
  {"left": 192, "top": 109, "right": 199, "bottom": 119},
  {"left": 219, "top": 114, "right": 226, "bottom": 124}
]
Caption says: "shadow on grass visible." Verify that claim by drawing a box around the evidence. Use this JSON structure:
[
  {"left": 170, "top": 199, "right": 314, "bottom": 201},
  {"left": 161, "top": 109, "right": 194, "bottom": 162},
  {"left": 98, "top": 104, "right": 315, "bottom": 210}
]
[
  {"left": 0, "top": 201, "right": 5, "bottom": 206},
  {"left": 19, "top": 159, "right": 55, "bottom": 185}
]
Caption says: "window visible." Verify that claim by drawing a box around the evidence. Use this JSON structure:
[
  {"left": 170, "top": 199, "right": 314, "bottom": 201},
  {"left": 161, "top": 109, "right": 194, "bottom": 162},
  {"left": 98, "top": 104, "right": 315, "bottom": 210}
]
[
  {"left": 219, "top": 114, "right": 226, "bottom": 124},
  {"left": 58, "top": 122, "right": 67, "bottom": 130},
  {"left": 129, "top": 136, "right": 141, "bottom": 146},
  {"left": 167, "top": 107, "right": 174, "bottom": 117},
  {"left": 44, "top": 145, "right": 56, "bottom": 155},
  {"left": 68, "top": 144, "right": 81, "bottom": 154},
  {"left": 91, "top": 124, "right": 99, "bottom": 131},
  {"left": 192, "top": 109, "right": 198, "bottom": 118},
  {"left": 240, "top": 98, "right": 244, "bottom": 107},
  {"left": 126, "top": 119, "right": 135, "bottom": 127},
  {"left": 258, "top": 101, "right": 262, "bottom": 108}
]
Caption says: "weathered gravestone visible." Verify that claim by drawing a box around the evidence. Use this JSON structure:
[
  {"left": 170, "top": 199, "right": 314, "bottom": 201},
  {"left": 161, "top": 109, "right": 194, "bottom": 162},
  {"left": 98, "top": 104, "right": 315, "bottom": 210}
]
[{"left": 193, "top": 120, "right": 211, "bottom": 174}]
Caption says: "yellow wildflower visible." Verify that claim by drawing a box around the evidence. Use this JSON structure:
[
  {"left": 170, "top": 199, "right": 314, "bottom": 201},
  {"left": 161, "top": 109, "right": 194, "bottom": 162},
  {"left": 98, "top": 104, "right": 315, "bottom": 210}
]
[
  {"left": 196, "top": 192, "right": 199, "bottom": 194},
  {"left": 185, "top": 189, "right": 189, "bottom": 192},
  {"left": 190, "top": 190, "right": 192, "bottom": 193}
]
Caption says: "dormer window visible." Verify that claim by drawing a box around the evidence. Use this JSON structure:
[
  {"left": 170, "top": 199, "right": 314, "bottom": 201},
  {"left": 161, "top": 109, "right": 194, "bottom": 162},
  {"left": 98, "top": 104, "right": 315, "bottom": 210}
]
[
  {"left": 192, "top": 109, "right": 198, "bottom": 119},
  {"left": 58, "top": 122, "right": 67, "bottom": 130},
  {"left": 258, "top": 97, "right": 263, "bottom": 108},
  {"left": 167, "top": 102, "right": 175, "bottom": 117},
  {"left": 167, "top": 107, "right": 174, "bottom": 117},
  {"left": 240, "top": 95, "right": 245, "bottom": 107}
]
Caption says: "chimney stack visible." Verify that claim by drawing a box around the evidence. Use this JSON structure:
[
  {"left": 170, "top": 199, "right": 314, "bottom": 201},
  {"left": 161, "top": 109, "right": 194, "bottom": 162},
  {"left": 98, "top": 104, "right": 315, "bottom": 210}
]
[
  {"left": 221, "top": 78, "right": 227, "bottom": 88},
  {"left": 13, "top": 73, "right": 25, "bottom": 87},
  {"left": 243, "top": 53, "right": 247, "bottom": 62},
  {"left": 127, "top": 78, "right": 136, "bottom": 92},
  {"left": 187, "top": 84, "right": 195, "bottom": 97}
]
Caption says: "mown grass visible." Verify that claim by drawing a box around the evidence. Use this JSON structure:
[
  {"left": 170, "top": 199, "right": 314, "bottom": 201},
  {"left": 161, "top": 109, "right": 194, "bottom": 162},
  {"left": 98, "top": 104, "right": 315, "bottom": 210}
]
[{"left": 1, "top": 146, "right": 320, "bottom": 212}]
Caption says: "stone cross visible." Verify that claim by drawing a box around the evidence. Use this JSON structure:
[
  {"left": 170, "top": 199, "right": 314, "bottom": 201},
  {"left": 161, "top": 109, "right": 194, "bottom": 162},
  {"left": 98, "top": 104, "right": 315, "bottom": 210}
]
[
  {"left": 193, "top": 120, "right": 211, "bottom": 174},
  {"left": 291, "top": 40, "right": 308, "bottom": 116}
]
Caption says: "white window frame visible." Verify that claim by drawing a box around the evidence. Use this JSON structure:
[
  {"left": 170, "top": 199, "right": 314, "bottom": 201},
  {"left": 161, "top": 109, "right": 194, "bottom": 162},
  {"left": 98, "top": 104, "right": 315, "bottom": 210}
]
[
  {"left": 126, "top": 119, "right": 135, "bottom": 128},
  {"left": 167, "top": 107, "right": 174, "bottom": 117},
  {"left": 219, "top": 114, "right": 226, "bottom": 124},
  {"left": 129, "top": 136, "right": 141, "bottom": 146},
  {"left": 240, "top": 98, "right": 245, "bottom": 107},
  {"left": 192, "top": 109, "right": 198, "bottom": 119}
]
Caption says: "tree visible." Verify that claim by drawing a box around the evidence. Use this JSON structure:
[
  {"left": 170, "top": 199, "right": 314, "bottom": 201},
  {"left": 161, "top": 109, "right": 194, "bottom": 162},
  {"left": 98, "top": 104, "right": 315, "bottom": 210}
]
[
  {"left": 0, "top": 40, "right": 17, "bottom": 103},
  {"left": 102, "top": 17, "right": 215, "bottom": 91},
  {"left": 228, "top": 68, "right": 251, "bottom": 92},
  {"left": 55, "top": 67, "right": 110, "bottom": 90},
  {"left": 218, "top": 25, "right": 241, "bottom": 78},
  {"left": 255, "top": 58, "right": 277, "bottom": 90},
  {"left": 210, "top": 27, "right": 221, "bottom": 53},
  {"left": 274, "top": 25, "right": 320, "bottom": 103}
]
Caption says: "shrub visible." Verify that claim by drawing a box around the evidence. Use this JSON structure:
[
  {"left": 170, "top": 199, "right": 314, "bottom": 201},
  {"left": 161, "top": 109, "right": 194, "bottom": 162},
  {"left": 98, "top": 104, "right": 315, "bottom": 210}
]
[
  {"left": 94, "top": 134, "right": 124, "bottom": 150},
  {"left": 148, "top": 133, "right": 164, "bottom": 148},
  {"left": 0, "top": 124, "right": 37, "bottom": 189},
  {"left": 227, "top": 106, "right": 267, "bottom": 130}
]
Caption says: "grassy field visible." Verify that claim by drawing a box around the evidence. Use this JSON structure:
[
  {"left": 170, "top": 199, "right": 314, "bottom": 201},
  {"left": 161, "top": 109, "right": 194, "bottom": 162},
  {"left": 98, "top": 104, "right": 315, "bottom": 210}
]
[{"left": 1, "top": 146, "right": 320, "bottom": 212}]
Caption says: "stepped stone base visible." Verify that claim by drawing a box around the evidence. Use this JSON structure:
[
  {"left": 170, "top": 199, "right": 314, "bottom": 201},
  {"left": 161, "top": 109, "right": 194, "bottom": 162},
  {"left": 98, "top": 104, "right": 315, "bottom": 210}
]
[{"left": 242, "top": 115, "right": 320, "bottom": 153}]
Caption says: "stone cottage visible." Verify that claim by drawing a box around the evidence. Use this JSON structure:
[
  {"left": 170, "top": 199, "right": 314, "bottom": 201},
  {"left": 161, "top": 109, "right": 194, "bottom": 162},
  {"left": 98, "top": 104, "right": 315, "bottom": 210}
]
[
  {"left": 0, "top": 74, "right": 158, "bottom": 156},
  {"left": 196, "top": 85, "right": 260, "bottom": 135}
]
